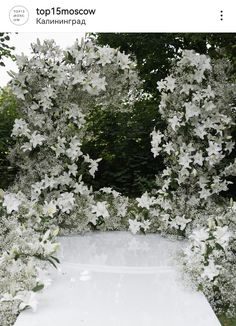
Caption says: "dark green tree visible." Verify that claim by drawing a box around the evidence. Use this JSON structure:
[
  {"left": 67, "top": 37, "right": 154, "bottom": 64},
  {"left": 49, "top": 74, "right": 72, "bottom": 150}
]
[
  {"left": 0, "top": 33, "right": 15, "bottom": 67},
  {"left": 0, "top": 88, "right": 19, "bottom": 189}
]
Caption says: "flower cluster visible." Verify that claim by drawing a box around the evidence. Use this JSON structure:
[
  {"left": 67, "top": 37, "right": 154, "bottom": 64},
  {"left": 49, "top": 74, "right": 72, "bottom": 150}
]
[
  {"left": 149, "top": 50, "right": 236, "bottom": 316},
  {"left": 148, "top": 50, "right": 236, "bottom": 236},
  {"left": 0, "top": 205, "right": 59, "bottom": 325},
  {"left": 6, "top": 38, "right": 140, "bottom": 230},
  {"left": 182, "top": 205, "right": 236, "bottom": 315},
  {"left": 0, "top": 38, "right": 141, "bottom": 324}
]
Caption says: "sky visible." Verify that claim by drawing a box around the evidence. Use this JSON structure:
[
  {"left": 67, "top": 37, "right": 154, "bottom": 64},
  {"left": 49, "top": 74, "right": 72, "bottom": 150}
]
[{"left": 0, "top": 32, "right": 84, "bottom": 87}]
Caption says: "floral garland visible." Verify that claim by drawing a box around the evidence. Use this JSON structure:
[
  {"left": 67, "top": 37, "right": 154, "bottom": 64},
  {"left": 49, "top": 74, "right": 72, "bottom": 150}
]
[
  {"left": 0, "top": 38, "right": 141, "bottom": 325},
  {"left": 134, "top": 50, "right": 235, "bottom": 315}
]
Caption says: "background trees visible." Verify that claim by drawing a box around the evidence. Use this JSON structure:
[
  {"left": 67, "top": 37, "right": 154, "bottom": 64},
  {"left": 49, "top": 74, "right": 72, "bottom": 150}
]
[
  {"left": 0, "top": 33, "right": 17, "bottom": 189},
  {"left": 0, "top": 33, "right": 15, "bottom": 67},
  {"left": 0, "top": 88, "right": 18, "bottom": 189}
]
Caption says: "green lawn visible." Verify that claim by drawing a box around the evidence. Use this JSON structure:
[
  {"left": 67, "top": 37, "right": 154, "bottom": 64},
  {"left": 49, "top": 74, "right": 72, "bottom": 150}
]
[{"left": 219, "top": 316, "right": 236, "bottom": 326}]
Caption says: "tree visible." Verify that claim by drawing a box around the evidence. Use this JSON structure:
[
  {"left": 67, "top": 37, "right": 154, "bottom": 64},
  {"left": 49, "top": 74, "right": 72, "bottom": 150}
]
[
  {"left": 82, "top": 100, "right": 164, "bottom": 196},
  {"left": 0, "top": 33, "right": 15, "bottom": 67},
  {"left": 0, "top": 88, "right": 19, "bottom": 189}
]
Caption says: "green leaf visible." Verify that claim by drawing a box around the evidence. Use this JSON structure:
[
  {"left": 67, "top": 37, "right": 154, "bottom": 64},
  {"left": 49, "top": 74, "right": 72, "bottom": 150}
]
[{"left": 32, "top": 283, "right": 44, "bottom": 292}]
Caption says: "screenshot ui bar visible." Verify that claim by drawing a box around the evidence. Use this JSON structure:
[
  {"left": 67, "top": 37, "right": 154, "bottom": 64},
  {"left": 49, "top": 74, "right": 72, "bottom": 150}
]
[{"left": 0, "top": 0, "right": 235, "bottom": 32}]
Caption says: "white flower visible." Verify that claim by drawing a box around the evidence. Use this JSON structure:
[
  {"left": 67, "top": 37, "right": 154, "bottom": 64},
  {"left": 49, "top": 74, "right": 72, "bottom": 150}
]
[
  {"left": 72, "top": 70, "right": 86, "bottom": 85},
  {"left": 213, "top": 226, "right": 231, "bottom": 249},
  {"left": 74, "top": 182, "right": 91, "bottom": 196},
  {"left": 180, "top": 84, "right": 193, "bottom": 95},
  {"left": 116, "top": 199, "right": 128, "bottom": 217},
  {"left": 211, "top": 177, "right": 230, "bottom": 194},
  {"left": 170, "top": 215, "right": 191, "bottom": 231},
  {"left": 43, "top": 201, "right": 57, "bottom": 217},
  {"left": 16, "top": 291, "right": 38, "bottom": 312},
  {"left": 163, "top": 142, "right": 174, "bottom": 154},
  {"left": 90, "top": 73, "right": 107, "bottom": 91},
  {"left": 168, "top": 115, "right": 181, "bottom": 131},
  {"left": 157, "top": 79, "right": 167, "bottom": 92},
  {"left": 150, "top": 129, "right": 163, "bottom": 157},
  {"left": 165, "top": 76, "right": 176, "bottom": 92},
  {"left": 193, "top": 69, "right": 205, "bottom": 83},
  {"left": 117, "top": 52, "right": 131, "bottom": 69},
  {"left": 15, "top": 54, "right": 28, "bottom": 67},
  {"left": 193, "top": 151, "right": 204, "bottom": 166},
  {"left": 84, "top": 155, "right": 102, "bottom": 178},
  {"left": 194, "top": 124, "right": 207, "bottom": 139},
  {"left": 12, "top": 84, "right": 27, "bottom": 100},
  {"left": 162, "top": 167, "right": 172, "bottom": 177},
  {"left": 204, "top": 101, "right": 216, "bottom": 112},
  {"left": 97, "top": 46, "right": 115, "bottom": 66},
  {"left": 199, "top": 187, "right": 211, "bottom": 199},
  {"left": 21, "top": 142, "right": 33, "bottom": 152},
  {"left": 66, "top": 106, "right": 85, "bottom": 127},
  {"left": 141, "top": 220, "right": 151, "bottom": 232},
  {"left": 66, "top": 137, "right": 82, "bottom": 161},
  {"left": 225, "top": 141, "right": 235, "bottom": 153},
  {"left": 201, "top": 260, "right": 220, "bottom": 281},
  {"left": 184, "top": 102, "right": 200, "bottom": 121},
  {"left": 51, "top": 137, "right": 66, "bottom": 158},
  {"left": 43, "top": 175, "right": 56, "bottom": 189},
  {"left": 207, "top": 141, "right": 222, "bottom": 156},
  {"left": 29, "top": 131, "right": 46, "bottom": 148},
  {"left": 203, "top": 85, "right": 215, "bottom": 99},
  {"left": 31, "top": 181, "right": 44, "bottom": 199},
  {"left": 12, "top": 119, "right": 30, "bottom": 137},
  {"left": 231, "top": 201, "right": 236, "bottom": 212},
  {"left": 190, "top": 228, "right": 209, "bottom": 246},
  {"left": 128, "top": 219, "right": 142, "bottom": 234},
  {"left": 136, "top": 191, "right": 155, "bottom": 209},
  {"left": 3, "top": 193, "right": 22, "bottom": 214},
  {"left": 100, "top": 187, "right": 120, "bottom": 198},
  {"left": 68, "top": 163, "right": 78, "bottom": 177},
  {"left": 179, "top": 152, "right": 192, "bottom": 169},
  {"left": 57, "top": 192, "right": 75, "bottom": 213},
  {"left": 42, "top": 241, "right": 59, "bottom": 256},
  {"left": 0, "top": 293, "right": 15, "bottom": 302},
  {"left": 91, "top": 201, "right": 109, "bottom": 218},
  {"left": 57, "top": 172, "right": 72, "bottom": 186}
]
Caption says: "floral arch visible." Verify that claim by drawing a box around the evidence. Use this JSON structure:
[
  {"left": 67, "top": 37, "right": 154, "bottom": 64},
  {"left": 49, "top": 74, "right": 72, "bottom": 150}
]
[{"left": 0, "top": 38, "right": 235, "bottom": 324}]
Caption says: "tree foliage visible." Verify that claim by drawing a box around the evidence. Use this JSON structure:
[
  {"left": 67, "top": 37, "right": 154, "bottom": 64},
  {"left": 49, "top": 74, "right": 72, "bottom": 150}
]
[
  {"left": 0, "top": 88, "right": 18, "bottom": 189},
  {"left": 0, "top": 33, "right": 15, "bottom": 67}
]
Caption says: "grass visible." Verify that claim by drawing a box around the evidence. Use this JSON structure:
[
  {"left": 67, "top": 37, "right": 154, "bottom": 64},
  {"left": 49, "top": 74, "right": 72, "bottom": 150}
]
[{"left": 219, "top": 315, "right": 236, "bottom": 326}]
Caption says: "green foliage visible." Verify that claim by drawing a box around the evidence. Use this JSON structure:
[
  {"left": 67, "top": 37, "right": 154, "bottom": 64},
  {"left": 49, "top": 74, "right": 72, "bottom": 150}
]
[
  {"left": 0, "top": 88, "right": 19, "bottom": 189},
  {"left": 82, "top": 99, "right": 165, "bottom": 197},
  {"left": 0, "top": 33, "right": 15, "bottom": 67},
  {"left": 219, "top": 315, "right": 236, "bottom": 326}
]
